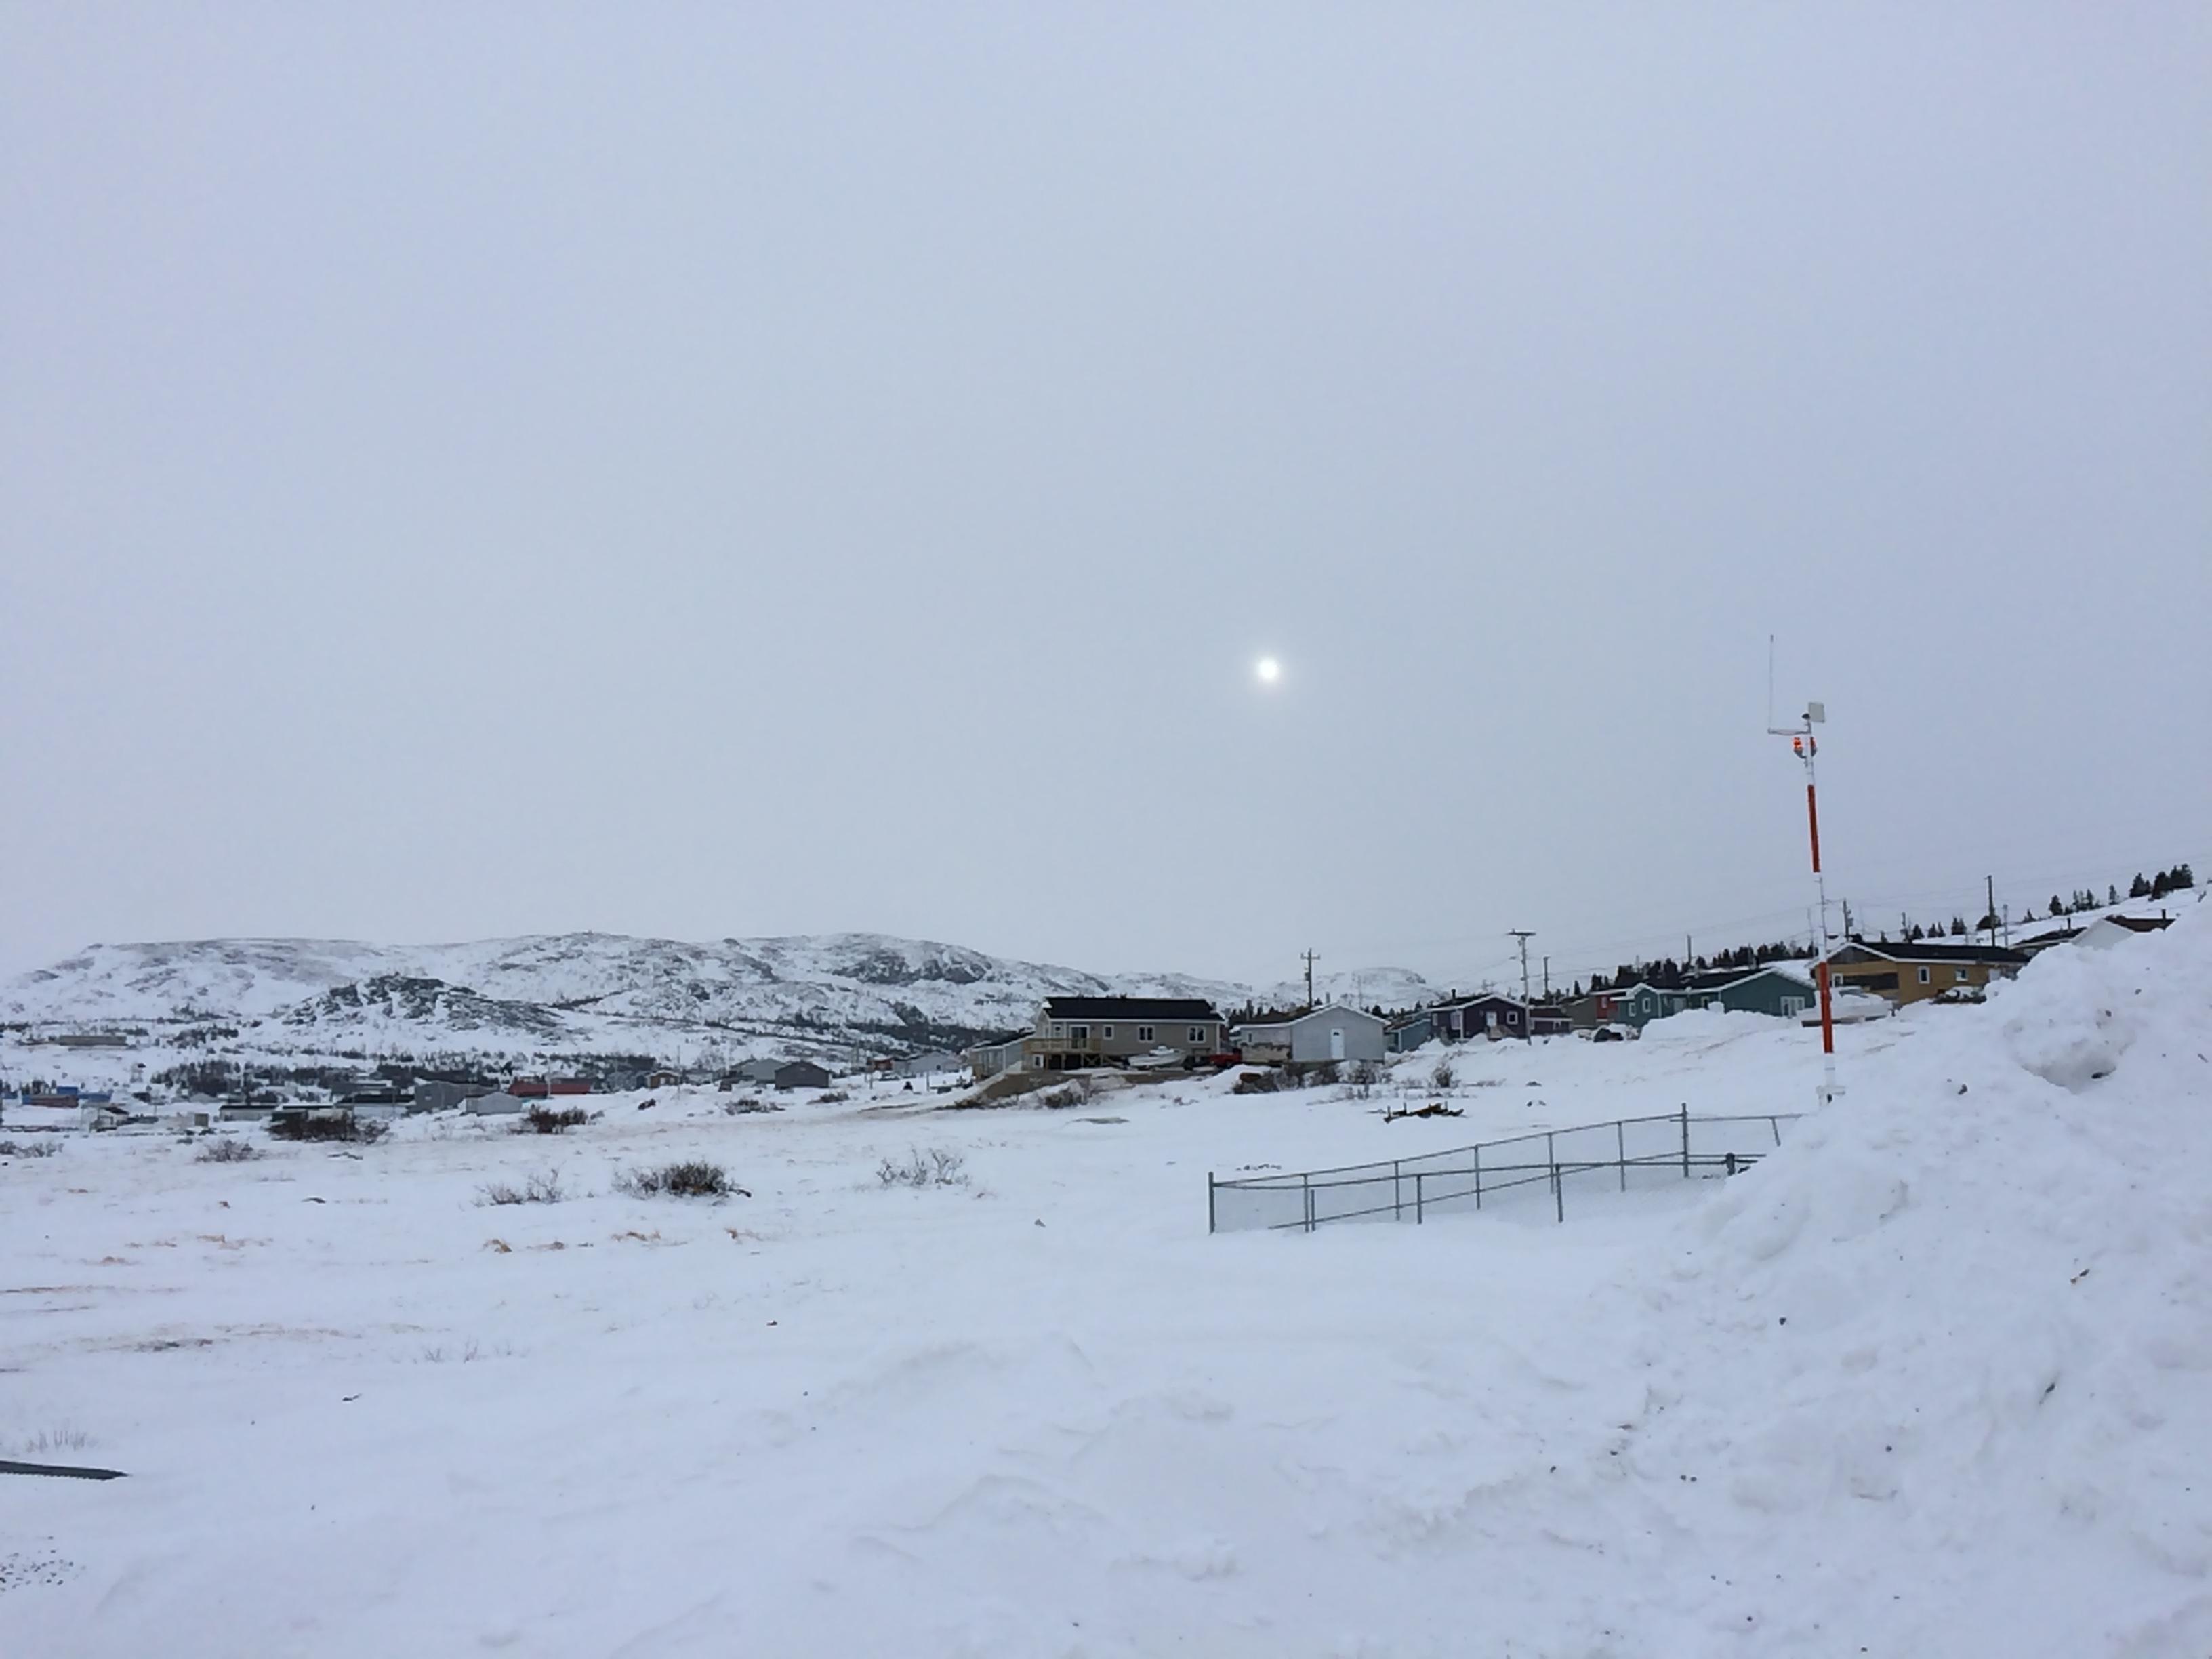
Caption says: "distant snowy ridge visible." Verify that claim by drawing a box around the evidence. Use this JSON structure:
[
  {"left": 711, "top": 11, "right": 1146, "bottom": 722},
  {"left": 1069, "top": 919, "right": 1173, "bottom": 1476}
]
[{"left": 1, "top": 933, "right": 1443, "bottom": 1074}]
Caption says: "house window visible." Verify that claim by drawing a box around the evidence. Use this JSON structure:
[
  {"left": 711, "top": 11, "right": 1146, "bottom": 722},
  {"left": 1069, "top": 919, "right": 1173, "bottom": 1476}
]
[
  {"left": 1137, "top": 1025, "right": 1154, "bottom": 1042},
  {"left": 1052, "top": 1023, "right": 1065, "bottom": 1037},
  {"left": 1102, "top": 1026, "right": 1115, "bottom": 1039},
  {"left": 1917, "top": 967, "right": 1931, "bottom": 985},
  {"left": 1954, "top": 968, "right": 1969, "bottom": 983},
  {"left": 1781, "top": 996, "right": 1805, "bottom": 1016},
  {"left": 1187, "top": 1026, "right": 1206, "bottom": 1043},
  {"left": 1070, "top": 1025, "right": 1089, "bottom": 1042}
]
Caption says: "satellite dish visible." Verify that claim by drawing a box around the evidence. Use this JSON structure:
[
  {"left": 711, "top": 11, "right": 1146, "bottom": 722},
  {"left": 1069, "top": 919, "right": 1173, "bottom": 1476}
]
[{"left": 1806, "top": 701, "right": 1826, "bottom": 724}]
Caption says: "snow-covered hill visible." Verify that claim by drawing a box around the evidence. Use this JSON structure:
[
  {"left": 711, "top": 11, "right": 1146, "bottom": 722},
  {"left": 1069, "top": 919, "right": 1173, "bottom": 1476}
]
[{"left": 0, "top": 933, "right": 1442, "bottom": 1083}]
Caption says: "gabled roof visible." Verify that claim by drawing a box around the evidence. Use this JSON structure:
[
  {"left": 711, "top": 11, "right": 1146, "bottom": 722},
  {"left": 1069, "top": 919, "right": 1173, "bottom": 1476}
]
[
  {"left": 1041, "top": 996, "right": 1221, "bottom": 1021},
  {"left": 1235, "top": 1003, "right": 1386, "bottom": 1033},
  {"left": 1837, "top": 937, "right": 2028, "bottom": 966},
  {"left": 1685, "top": 962, "right": 1818, "bottom": 996},
  {"left": 1431, "top": 991, "right": 1526, "bottom": 1012}
]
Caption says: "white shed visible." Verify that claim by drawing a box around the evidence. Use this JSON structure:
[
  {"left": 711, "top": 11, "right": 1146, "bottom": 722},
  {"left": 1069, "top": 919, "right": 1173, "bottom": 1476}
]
[{"left": 1233, "top": 1004, "right": 1387, "bottom": 1065}]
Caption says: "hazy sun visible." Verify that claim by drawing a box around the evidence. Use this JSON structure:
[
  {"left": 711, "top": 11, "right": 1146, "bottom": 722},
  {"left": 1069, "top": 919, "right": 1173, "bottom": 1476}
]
[{"left": 1255, "top": 657, "right": 1282, "bottom": 685}]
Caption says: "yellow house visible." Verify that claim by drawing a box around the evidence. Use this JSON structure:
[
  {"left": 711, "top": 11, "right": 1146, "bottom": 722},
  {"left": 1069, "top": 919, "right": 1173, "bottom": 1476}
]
[{"left": 1826, "top": 939, "right": 2027, "bottom": 1006}]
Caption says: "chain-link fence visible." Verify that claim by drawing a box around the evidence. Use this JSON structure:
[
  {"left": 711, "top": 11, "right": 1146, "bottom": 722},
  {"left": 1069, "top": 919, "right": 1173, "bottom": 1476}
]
[{"left": 1208, "top": 1108, "right": 1797, "bottom": 1233}]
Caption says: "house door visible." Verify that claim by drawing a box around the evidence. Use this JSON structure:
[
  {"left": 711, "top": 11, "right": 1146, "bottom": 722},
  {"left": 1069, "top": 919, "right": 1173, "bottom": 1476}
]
[{"left": 1329, "top": 1028, "right": 1345, "bottom": 1061}]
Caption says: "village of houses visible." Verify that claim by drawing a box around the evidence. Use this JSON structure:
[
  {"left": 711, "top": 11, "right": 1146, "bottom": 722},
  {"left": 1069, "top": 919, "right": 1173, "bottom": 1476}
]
[{"left": 5, "top": 883, "right": 2192, "bottom": 1132}]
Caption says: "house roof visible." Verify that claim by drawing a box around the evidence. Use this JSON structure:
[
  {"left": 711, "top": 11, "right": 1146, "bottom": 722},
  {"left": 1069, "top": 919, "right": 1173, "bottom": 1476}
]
[
  {"left": 2097, "top": 914, "right": 2173, "bottom": 933},
  {"left": 1837, "top": 937, "right": 2028, "bottom": 966},
  {"left": 1041, "top": 996, "right": 1221, "bottom": 1021},
  {"left": 1685, "top": 962, "right": 1818, "bottom": 995},
  {"left": 1235, "top": 1004, "right": 1386, "bottom": 1033}
]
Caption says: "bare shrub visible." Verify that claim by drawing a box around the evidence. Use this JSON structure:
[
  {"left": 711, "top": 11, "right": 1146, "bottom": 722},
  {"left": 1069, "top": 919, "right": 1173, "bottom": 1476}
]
[
  {"left": 1429, "top": 1059, "right": 1456, "bottom": 1091},
  {"left": 0, "top": 1139, "right": 61, "bottom": 1158},
  {"left": 194, "top": 1139, "right": 262, "bottom": 1164},
  {"left": 723, "top": 1097, "right": 781, "bottom": 1115},
  {"left": 1231, "top": 1069, "right": 1288, "bottom": 1095},
  {"left": 17, "top": 1425, "right": 90, "bottom": 1454},
  {"left": 815, "top": 1090, "right": 850, "bottom": 1104},
  {"left": 1306, "top": 1060, "right": 1342, "bottom": 1087},
  {"left": 420, "top": 1339, "right": 510, "bottom": 1364},
  {"left": 268, "top": 1111, "right": 387, "bottom": 1144},
  {"left": 614, "top": 1160, "right": 745, "bottom": 1199},
  {"left": 478, "top": 1169, "right": 567, "bottom": 1206},
  {"left": 1345, "top": 1060, "right": 1378, "bottom": 1099},
  {"left": 876, "top": 1147, "right": 970, "bottom": 1188},
  {"left": 518, "top": 1105, "right": 589, "bottom": 1135}
]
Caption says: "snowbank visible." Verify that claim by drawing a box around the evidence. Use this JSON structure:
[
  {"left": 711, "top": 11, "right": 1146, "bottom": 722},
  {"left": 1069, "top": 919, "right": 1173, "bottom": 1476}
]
[{"left": 1599, "top": 905, "right": 2212, "bottom": 1653}]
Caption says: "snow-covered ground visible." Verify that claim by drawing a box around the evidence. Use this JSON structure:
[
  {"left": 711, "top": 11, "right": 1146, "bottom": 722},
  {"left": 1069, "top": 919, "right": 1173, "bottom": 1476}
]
[{"left": 3, "top": 909, "right": 2208, "bottom": 1655}]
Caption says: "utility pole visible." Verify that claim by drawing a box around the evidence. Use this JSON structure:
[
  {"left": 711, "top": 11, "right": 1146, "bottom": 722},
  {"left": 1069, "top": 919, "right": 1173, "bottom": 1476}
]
[
  {"left": 1508, "top": 930, "right": 1536, "bottom": 1042},
  {"left": 1768, "top": 699, "right": 1839, "bottom": 1107},
  {"left": 1841, "top": 898, "right": 1853, "bottom": 939},
  {"left": 1541, "top": 956, "right": 1551, "bottom": 998},
  {"left": 1986, "top": 876, "right": 1997, "bottom": 949},
  {"left": 1300, "top": 949, "right": 1318, "bottom": 1009}
]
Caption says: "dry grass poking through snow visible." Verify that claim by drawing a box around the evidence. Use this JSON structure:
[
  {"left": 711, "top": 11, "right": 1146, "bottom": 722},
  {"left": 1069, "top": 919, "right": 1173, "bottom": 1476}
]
[
  {"left": 478, "top": 1169, "right": 567, "bottom": 1206},
  {"left": 876, "top": 1147, "right": 970, "bottom": 1188}
]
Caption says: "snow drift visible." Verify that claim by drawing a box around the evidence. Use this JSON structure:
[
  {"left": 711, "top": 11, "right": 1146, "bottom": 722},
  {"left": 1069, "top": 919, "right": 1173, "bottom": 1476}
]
[{"left": 1595, "top": 901, "right": 2212, "bottom": 1653}]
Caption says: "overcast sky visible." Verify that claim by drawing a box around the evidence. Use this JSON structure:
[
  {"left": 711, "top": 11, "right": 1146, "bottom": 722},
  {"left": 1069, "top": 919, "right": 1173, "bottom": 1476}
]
[{"left": 3, "top": 5, "right": 2205, "bottom": 993}]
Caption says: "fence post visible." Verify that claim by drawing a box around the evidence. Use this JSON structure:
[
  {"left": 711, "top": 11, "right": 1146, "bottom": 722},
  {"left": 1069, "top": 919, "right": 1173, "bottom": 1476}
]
[
  {"left": 1552, "top": 1158, "right": 1563, "bottom": 1223},
  {"left": 1680, "top": 1104, "right": 1691, "bottom": 1181},
  {"left": 1303, "top": 1173, "right": 1314, "bottom": 1233},
  {"left": 1208, "top": 1172, "right": 1216, "bottom": 1235},
  {"left": 1473, "top": 1142, "right": 1482, "bottom": 1210},
  {"left": 1416, "top": 1171, "right": 1425, "bottom": 1225},
  {"left": 1769, "top": 1115, "right": 1782, "bottom": 1148},
  {"left": 1394, "top": 1160, "right": 1403, "bottom": 1221},
  {"left": 1616, "top": 1119, "right": 1627, "bottom": 1191}
]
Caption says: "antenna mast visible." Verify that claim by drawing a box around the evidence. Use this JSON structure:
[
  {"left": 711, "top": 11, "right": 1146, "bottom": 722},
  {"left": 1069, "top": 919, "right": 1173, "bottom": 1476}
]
[{"left": 1768, "top": 695, "right": 1840, "bottom": 1107}]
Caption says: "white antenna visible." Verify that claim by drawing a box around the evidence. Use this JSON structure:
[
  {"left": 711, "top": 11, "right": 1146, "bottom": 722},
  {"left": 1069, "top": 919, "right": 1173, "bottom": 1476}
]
[{"left": 1766, "top": 634, "right": 1776, "bottom": 731}]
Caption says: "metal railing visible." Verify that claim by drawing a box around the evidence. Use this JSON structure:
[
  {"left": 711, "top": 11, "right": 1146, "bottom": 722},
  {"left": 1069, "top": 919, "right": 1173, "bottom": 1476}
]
[{"left": 1207, "top": 1107, "right": 1799, "bottom": 1233}]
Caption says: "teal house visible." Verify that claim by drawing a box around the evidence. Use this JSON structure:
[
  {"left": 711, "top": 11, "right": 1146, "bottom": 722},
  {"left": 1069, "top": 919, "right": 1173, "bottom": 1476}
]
[
  {"left": 1612, "top": 981, "right": 1692, "bottom": 1029},
  {"left": 1683, "top": 963, "right": 1818, "bottom": 1019}
]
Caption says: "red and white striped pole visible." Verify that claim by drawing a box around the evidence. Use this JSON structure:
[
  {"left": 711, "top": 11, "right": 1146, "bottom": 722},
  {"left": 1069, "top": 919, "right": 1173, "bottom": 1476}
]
[{"left": 1772, "top": 701, "right": 1840, "bottom": 1106}]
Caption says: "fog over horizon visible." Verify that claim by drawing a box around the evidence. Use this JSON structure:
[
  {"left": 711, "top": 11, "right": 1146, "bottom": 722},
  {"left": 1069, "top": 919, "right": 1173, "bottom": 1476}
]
[{"left": 4, "top": 6, "right": 2206, "bottom": 996}]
